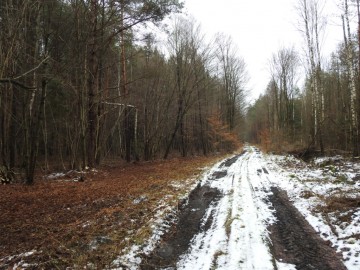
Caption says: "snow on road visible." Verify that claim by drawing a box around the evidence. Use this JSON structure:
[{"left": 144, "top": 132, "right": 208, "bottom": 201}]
[
  {"left": 176, "top": 147, "right": 294, "bottom": 269},
  {"left": 116, "top": 145, "right": 359, "bottom": 269}
]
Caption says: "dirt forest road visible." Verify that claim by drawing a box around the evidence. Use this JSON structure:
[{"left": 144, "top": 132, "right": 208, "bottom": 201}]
[{"left": 140, "top": 146, "right": 346, "bottom": 270}]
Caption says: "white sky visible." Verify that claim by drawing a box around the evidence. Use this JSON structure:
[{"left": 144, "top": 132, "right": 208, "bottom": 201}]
[{"left": 184, "top": 0, "right": 351, "bottom": 102}]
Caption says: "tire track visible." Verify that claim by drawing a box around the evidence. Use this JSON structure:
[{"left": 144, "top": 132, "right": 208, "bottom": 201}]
[
  {"left": 140, "top": 184, "right": 221, "bottom": 269},
  {"left": 137, "top": 148, "right": 347, "bottom": 269},
  {"left": 268, "top": 187, "right": 346, "bottom": 270}
]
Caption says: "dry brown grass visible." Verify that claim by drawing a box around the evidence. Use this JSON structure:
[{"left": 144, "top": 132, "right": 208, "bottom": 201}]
[
  {"left": 0, "top": 155, "right": 225, "bottom": 269},
  {"left": 322, "top": 196, "right": 360, "bottom": 213}
]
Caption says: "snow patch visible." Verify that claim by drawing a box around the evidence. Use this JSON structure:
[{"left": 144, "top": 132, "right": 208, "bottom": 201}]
[
  {"left": 265, "top": 153, "right": 360, "bottom": 270},
  {"left": 113, "top": 147, "right": 359, "bottom": 269}
]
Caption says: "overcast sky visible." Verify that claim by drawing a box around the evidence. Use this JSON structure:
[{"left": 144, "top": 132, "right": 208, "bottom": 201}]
[{"left": 183, "top": 0, "right": 349, "bottom": 102}]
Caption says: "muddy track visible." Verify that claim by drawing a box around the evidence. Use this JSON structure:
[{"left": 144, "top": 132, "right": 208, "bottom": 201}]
[
  {"left": 268, "top": 187, "right": 346, "bottom": 270},
  {"left": 220, "top": 151, "right": 245, "bottom": 167},
  {"left": 139, "top": 151, "right": 347, "bottom": 269},
  {"left": 140, "top": 155, "right": 247, "bottom": 269},
  {"left": 140, "top": 184, "right": 222, "bottom": 269}
]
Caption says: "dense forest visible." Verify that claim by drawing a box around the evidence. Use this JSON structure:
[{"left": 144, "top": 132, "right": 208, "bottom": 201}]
[
  {"left": 0, "top": 0, "right": 247, "bottom": 184},
  {"left": 1, "top": 0, "right": 360, "bottom": 185}
]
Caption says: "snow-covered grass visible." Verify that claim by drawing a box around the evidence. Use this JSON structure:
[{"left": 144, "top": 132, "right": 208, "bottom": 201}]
[
  {"left": 0, "top": 250, "right": 38, "bottom": 269},
  {"left": 264, "top": 152, "right": 360, "bottom": 270},
  {"left": 112, "top": 198, "right": 178, "bottom": 269}
]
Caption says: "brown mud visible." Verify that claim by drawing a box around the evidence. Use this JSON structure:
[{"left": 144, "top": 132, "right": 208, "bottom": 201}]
[
  {"left": 140, "top": 152, "right": 347, "bottom": 270},
  {"left": 140, "top": 154, "right": 247, "bottom": 269},
  {"left": 268, "top": 187, "right": 346, "bottom": 270},
  {"left": 140, "top": 184, "right": 222, "bottom": 269}
]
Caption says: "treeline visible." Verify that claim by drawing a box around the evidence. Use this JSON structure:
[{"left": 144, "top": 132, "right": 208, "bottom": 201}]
[
  {"left": 0, "top": 0, "right": 247, "bottom": 184},
  {"left": 247, "top": 0, "right": 360, "bottom": 156}
]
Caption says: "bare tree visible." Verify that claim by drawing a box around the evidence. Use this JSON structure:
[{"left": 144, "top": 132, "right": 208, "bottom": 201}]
[
  {"left": 269, "top": 47, "right": 299, "bottom": 136},
  {"left": 296, "top": 0, "right": 326, "bottom": 153},
  {"left": 163, "top": 17, "right": 207, "bottom": 158},
  {"left": 215, "top": 34, "right": 248, "bottom": 131}
]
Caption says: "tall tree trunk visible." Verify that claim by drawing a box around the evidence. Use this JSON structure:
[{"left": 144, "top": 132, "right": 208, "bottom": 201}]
[
  {"left": 197, "top": 85, "right": 207, "bottom": 155},
  {"left": 25, "top": 2, "right": 42, "bottom": 184},
  {"left": 302, "top": 0, "right": 322, "bottom": 151},
  {"left": 9, "top": 86, "right": 16, "bottom": 168},
  {"left": 343, "top": 0, "right": 359, "bottom": 156},
  {"left": 120, "top": 1, "right": 132, "bottom": 162},
  {"left": 357, "top": 0, "right": 360, "bottom": 155},
  {"left": 87, "top": 0, "right": 98, "bottom": 167},
  {"left": 26, "top": 69, "right": 47, "bottom": 184},
  {"left": 164, "top": 81, "right": 186, "bottom": 159}
]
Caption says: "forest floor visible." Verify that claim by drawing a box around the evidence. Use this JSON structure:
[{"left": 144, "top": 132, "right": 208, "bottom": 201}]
[
  {"left": 0, "top": 154, "right": 226, "bottom": 269},
  {"left": 1, "top": 146, "right": 360, "bottom": 269}
]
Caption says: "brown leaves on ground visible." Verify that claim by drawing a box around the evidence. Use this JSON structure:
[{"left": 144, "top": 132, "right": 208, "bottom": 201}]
[
  {"left": 324, "top": 196, "right": 360, "bottom": 213},
  {"left": 0, "top": 155, "right": 223, "bottom": 269}
]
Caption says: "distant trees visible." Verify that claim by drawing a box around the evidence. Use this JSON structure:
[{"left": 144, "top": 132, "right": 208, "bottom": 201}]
[
  {"left": 246, "top": 47, "right": 301, "bottom": 150},
  {"left": 268, "top": 47, "right": 300, "bottom": 142},
  {"left": 163, "top": 18, "right": 207, "bottom": 158},
  {"left": 296, "top": 0, "right": 326, "bottom": 153},
  {"left": 161, "top": 20, "right": 247, "bottom": 158},
  {"left": 247, "top": 0, "right": 360, "bottom": 155},
  {"left": 0, "top": 1, "right": 247, "bottom": 184},
  {"left": 215, "top": 34, "right": 248, "bottom": 132}
]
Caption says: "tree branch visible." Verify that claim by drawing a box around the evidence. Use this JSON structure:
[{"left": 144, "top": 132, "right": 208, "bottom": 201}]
[
  {"left": 0, "top": 79, "right": 35, "bottom": 90},
  {"left": 12, "top": 56, "right": 50, "bottom": 80},
  {"left": 0, "top": 56, "right": 49, "bottom": 90}
]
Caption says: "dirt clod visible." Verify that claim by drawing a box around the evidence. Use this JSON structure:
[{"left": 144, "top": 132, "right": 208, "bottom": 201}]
[
  {"left": 211, "top": 170, "right": 227, "bottom": 179},
  {"left": 220, "top": 151, "right": 245, "bottom": 167}
]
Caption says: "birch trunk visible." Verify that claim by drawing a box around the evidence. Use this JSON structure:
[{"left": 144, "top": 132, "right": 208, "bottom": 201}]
[
  {"left": 344, "top": 0, "right": 359, "bottom": 155},
  {"left": 299, "top": 0, "right": 323, "bottom": 152}
]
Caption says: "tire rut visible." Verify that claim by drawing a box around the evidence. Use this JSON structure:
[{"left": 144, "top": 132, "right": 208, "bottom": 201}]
[
  {"left": 268, "top": 187, "right": 346, "bottom": 270},
  {"left": 140, "top": 184, "right": 221, "bottom": 269}
]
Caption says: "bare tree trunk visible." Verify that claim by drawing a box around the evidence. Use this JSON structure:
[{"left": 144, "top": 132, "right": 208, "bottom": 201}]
[
  {"left": 299, "top": 0, "right": 324, "bottom": 152},
  {"left": 163, "top": 95, "right": 184, "bottom": 159},
  {"left": 9, "top": 86, "right": 16, "bottom": 168},
  {"left": 120, "top": 0, "right": 132, "bottom": 162},
  {"left": 25, "top": 2, "right": 41, "bottom": 184},
  {"left": 87, "top": 0, "right": 98, "bottom": 168},
  {"left": 26, "top": 67, "right": 47, "bottom": 184},
  {"left": 357, "top": 0, "right": 360, "bottom": 155},
  {"left": 343, "top": 0, "right": 358, "bottom": 155},
  {"left": 197, "top": 84, "right": 207, "bottom": 155}
]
